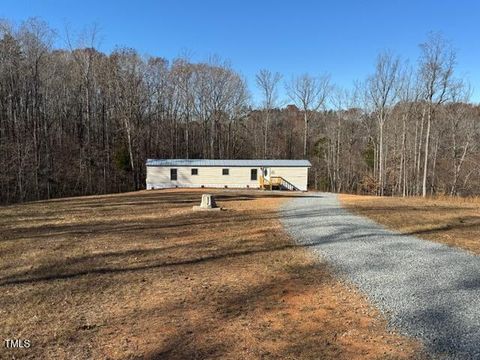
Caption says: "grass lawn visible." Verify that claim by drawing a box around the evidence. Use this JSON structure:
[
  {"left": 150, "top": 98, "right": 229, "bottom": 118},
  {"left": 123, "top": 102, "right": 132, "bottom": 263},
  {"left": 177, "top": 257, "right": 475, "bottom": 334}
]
[
  {"left": 0, "top": 189, "right": 424, "bottom": 359},
  {"left": 340, "top": 194, "right": 480, "bottom": 254}
]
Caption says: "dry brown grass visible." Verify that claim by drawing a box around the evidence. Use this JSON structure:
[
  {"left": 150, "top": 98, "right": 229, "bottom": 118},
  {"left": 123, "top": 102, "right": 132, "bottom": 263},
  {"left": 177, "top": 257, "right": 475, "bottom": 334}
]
[
  {"left": 0, "top": 189, "right": 425, "bottom": 359},
  {"left": 340, "top": 194, "right": 480, "bottom": 254}
]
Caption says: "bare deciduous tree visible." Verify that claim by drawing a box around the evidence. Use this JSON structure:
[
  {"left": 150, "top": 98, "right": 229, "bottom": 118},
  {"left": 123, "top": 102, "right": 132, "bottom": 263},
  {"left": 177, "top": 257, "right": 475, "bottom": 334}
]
[
  {"left": 256, "top": 69, "right": 282, "bottom": 158},
  {"left": 366, "top": 52, "right": 400, "bottom": 195},
  {"left": 286, "top": 73, "right": 331, "bottom": 157},
  {"left": 418, "top": 33, "right": 457, "bottom": 197}
]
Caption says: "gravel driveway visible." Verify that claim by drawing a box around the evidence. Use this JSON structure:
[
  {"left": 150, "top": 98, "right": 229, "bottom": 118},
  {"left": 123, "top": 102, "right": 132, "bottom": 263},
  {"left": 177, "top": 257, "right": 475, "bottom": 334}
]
[{"left": 281, "top": 193, "right": 480, "bottom": 359}]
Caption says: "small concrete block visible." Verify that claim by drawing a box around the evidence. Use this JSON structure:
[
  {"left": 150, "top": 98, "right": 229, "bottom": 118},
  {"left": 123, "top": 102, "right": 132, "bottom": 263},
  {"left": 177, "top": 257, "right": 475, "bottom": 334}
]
[
  {"left": 192, "top": 194, "right": 222, "bottom": 211},
  {"left": 200, "top": 194, "right": 216, "bottom": 208}
]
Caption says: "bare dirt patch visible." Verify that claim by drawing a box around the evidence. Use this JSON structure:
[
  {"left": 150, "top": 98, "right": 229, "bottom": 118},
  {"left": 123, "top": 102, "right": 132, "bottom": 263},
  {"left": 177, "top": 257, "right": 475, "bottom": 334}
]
[
  {"left": 340, "top": 194, "right": 480, "bottom": 254},
  {"left": 1, "top": 189, "right": 424, "bottom": 359}
]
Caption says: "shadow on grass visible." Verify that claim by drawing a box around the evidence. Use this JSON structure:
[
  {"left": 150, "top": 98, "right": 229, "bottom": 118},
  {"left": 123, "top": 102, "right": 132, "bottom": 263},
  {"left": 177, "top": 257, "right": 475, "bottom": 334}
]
[{"left": 113, "top": 262, "right": 341, "bottom": 360}]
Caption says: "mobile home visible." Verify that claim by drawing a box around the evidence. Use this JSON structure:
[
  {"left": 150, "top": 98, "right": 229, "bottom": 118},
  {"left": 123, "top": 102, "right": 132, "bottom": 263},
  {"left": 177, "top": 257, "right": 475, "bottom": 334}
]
[{"left": 146, "top": 159, "right": 311, "bottom": 191}]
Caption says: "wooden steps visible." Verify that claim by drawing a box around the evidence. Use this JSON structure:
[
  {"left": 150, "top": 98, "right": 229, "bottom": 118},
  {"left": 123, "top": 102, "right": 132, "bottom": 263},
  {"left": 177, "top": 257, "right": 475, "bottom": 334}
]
[{"left": 259, "top": 176, "right": 298, "bottom": 191}]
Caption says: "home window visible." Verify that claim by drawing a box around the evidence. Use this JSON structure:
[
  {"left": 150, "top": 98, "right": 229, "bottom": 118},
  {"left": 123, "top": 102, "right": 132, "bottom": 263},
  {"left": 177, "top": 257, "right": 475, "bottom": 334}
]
[
  {"left": 191, "top": 168, "right": 198, "bottom": 175},
  {"left": 170, "top": 168, "right": 177, "bottom": 181},
  {"left": 222, "top": 168, "right": 229, "bottom": 175},
  {"left": 251, "top": 169, "right": 257, "bottom": 181}
]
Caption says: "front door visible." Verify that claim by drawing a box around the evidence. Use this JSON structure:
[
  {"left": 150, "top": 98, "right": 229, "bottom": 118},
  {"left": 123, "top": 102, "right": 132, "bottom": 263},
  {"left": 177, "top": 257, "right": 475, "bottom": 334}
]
[{"left": 263, "top": 167, "right": 271, "bottom": 181}]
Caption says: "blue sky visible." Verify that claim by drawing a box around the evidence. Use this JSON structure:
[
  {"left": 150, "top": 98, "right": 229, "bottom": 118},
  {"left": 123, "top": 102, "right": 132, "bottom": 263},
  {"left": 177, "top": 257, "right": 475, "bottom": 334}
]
[{"left": 2, "top": 0, "right": 479, "bottom": 104}]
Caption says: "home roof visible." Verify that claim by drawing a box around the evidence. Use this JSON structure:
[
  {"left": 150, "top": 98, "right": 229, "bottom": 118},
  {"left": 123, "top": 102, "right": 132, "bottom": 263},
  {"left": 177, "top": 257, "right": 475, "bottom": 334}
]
[{"left": 146, "top": 159, "right": 312, "bottom": 167}]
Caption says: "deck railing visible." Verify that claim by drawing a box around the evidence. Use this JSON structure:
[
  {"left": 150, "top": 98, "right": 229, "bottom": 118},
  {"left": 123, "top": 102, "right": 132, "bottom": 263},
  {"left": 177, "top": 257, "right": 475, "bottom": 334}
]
[{"left": 260, "top": 176, "right": 299, "bottom": 191}]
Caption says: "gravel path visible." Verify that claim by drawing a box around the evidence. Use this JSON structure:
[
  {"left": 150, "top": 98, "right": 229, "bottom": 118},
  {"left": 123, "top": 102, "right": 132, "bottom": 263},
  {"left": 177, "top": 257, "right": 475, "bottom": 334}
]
[{"left": 281, "top": 193, "right": 480, "bottom": 359}]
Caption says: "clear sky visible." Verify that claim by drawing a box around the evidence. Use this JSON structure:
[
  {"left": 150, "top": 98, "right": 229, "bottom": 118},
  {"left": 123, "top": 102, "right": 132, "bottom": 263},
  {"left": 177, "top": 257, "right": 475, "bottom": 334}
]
[{"left": 2, "top": 0, "right": 479, "bottom": 104}]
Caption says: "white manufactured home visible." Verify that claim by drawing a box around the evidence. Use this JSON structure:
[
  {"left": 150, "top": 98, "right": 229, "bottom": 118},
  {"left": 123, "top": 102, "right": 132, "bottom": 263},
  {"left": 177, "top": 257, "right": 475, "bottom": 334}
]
[{"left": 146, "top": 159, "right": 311, "bottom": 191}]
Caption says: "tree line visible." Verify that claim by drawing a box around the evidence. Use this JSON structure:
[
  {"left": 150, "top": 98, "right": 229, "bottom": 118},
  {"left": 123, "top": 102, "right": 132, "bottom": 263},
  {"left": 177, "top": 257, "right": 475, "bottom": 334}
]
[{"left": 0, "top": 18, "right": 478, "bottom": 204}]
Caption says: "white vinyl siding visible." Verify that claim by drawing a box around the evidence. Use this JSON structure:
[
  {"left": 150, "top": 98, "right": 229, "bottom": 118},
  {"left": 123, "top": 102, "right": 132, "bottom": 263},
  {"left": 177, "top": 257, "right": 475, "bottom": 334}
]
[
  {"left": 147, "top": 167, "right": 260, "bottom": 189},
  {"left": 269, "top": 167, "right": 308, "bottom": 191},
  {"left": 146, "top": 166, "right": 309, "bottom": 191}
]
